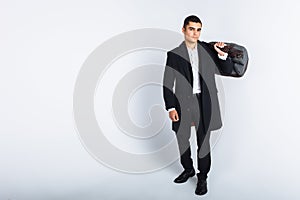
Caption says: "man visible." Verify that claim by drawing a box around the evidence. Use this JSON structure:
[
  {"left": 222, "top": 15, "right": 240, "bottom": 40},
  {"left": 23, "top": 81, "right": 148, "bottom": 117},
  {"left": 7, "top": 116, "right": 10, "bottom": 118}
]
[{"left": 162, "top": 15, "right": 235, "bottom": 195}]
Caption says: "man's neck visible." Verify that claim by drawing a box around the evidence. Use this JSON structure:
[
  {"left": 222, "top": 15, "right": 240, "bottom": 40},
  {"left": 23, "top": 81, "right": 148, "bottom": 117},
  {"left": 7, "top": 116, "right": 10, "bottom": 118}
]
[{"left": 185, "top": 41, "right": 197, "bottom": 49}]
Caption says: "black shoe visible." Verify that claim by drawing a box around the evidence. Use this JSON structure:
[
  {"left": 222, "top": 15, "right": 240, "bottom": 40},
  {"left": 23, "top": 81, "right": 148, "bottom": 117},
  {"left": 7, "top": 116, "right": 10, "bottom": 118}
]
[
  {"left": 174, "top": 169, "right": 195, "bottom": 183},
  {"left": 195, "top": 179, "right": 208, "bottom": 195}
]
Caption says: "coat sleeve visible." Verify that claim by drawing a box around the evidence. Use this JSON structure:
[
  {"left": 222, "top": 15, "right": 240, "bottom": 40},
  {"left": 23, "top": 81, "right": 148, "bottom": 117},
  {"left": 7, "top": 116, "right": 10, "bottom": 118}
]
[
  {"left": 163, "top": 51, "right": 177, "bottom": 111},
  {"left": 215, "top": 55, "right": 235, "bottom": 76}
]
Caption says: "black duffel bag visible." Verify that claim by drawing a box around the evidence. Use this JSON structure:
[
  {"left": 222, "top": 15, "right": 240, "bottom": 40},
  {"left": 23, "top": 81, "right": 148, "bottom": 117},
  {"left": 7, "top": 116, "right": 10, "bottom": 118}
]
[{"left": 210, "top": 42, "right": 249, "bottom": 77}]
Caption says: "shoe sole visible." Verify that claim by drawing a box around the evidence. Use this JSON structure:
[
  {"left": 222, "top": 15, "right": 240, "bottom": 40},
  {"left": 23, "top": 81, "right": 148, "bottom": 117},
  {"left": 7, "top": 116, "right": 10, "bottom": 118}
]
[{"left": 195, "top": 189, "right": 208, "bottom": 196}]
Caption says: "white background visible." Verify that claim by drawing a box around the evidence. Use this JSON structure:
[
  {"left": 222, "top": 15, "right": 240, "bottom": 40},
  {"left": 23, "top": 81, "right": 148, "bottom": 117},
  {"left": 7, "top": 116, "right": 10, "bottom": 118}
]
[{"left": 1, "top": 0, "right": 300, "bottom": 199}]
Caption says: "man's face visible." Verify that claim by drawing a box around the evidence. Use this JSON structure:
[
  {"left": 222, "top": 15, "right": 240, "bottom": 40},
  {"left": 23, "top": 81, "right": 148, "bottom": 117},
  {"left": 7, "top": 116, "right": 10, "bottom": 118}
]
[{"left": 182, "top": 22, "right": 202, "bottom": 44}]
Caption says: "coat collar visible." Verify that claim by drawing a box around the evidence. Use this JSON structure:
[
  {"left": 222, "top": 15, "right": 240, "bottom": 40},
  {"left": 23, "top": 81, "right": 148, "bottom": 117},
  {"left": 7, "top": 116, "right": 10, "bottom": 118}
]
[
  {"left": 177, "top": 41, "right": 191, "bottom": 64},
  {"left": 178, "top": 41, "right": 205, "bottom": 69},
  {"left": 178, "top": 40, "right": 205, "bottom": 63}
]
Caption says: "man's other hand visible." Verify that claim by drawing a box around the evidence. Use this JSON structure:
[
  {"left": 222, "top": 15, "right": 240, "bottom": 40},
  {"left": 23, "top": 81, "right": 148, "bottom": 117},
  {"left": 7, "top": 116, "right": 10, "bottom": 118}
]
[{"left": 169, "top": 110, "right": 179, "bottom": 122}]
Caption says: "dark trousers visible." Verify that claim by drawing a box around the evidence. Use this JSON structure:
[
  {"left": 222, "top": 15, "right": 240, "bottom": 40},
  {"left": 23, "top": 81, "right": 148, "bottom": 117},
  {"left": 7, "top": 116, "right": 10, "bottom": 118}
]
[{"left": 175, "top": 93, "right": 211, "bottom": 180}]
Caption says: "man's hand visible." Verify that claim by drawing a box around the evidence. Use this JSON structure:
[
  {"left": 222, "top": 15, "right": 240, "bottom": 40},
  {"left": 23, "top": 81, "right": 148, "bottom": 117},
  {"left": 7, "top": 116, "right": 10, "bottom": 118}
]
[
  {"left": 214, "top": 42, "right": 227, "bottom": 56},
  {"left": 169, "top": 110, "right": 179, "bottom": 122}
]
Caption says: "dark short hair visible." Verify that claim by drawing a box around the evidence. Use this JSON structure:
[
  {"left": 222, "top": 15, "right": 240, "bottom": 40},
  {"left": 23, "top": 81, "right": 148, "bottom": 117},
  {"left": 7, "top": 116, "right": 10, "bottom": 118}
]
[{"left": 183, "top": 15, "right": 202, "bottom": 28}]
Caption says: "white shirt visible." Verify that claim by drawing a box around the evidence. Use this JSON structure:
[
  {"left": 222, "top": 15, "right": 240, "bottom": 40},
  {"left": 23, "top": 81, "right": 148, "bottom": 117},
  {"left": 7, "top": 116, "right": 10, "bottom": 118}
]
[{"left": 187, "top": 45, "right": 201, "bottom": 94}]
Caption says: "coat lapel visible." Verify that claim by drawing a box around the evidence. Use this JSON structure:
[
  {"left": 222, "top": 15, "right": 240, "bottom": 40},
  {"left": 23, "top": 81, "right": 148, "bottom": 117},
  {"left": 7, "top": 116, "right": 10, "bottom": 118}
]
[
  {"left": 178, "top": 42, "right": 193, "bottom": 86},
  {"left": 197, "top": 41, "right": 204, "bottom": 76}
]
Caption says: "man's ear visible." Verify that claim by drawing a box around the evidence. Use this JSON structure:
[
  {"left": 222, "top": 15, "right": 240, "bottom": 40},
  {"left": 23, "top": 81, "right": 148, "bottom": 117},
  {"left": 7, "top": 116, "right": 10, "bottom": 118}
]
[{"left": 182, "top": 27, "right": 186, "bottom": 33}]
